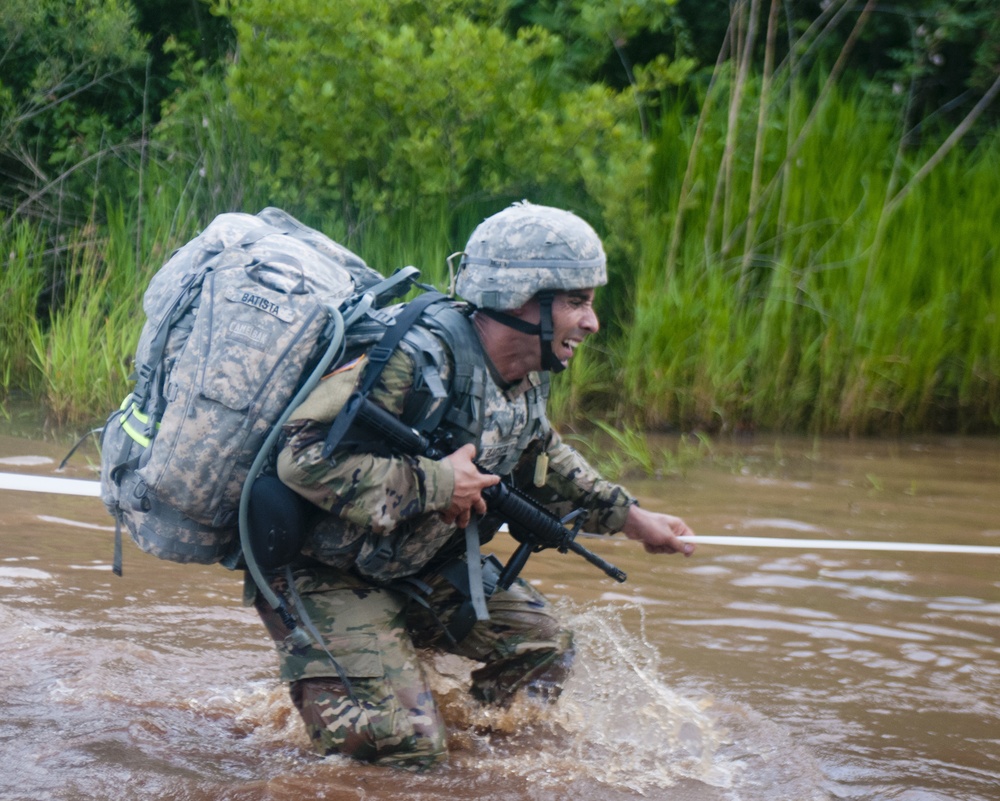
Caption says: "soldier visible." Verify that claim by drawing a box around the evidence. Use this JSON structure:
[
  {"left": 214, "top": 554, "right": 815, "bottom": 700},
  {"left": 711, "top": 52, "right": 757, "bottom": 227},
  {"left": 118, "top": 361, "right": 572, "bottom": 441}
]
[{"left": 254, "top": 202, "right": 696, "bottom": 768}]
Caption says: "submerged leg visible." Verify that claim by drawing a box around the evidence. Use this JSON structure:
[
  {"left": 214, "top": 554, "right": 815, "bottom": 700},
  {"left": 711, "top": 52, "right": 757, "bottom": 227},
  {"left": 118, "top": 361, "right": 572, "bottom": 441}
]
[
  {"left": 412, "top": 569, "right": 575, "bottom": 707},
  {"left": 464, "top": 579, "right": 575, "bottom": 706},
  {"left": 288, "top": 674, "right": 443, "bottom": 768},
  {"left": 254, "top": 566, "right": 447, "bottom": 768}
]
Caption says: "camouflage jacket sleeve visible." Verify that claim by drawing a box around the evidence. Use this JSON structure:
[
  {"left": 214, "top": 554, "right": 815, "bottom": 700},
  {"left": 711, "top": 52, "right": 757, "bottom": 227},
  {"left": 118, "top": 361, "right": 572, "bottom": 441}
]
[
  {"left": 512, "top": 427, "right": 637, "bottom": 535},
  {"left": 276, "top": 349, "right": 455, "bottom": 532}
]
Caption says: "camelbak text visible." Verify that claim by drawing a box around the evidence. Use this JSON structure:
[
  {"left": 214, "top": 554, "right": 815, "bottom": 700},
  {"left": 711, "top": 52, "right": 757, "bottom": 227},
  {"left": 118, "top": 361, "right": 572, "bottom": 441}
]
[{"left": 227, "top": 320, "right": 269, "bottom": 350}]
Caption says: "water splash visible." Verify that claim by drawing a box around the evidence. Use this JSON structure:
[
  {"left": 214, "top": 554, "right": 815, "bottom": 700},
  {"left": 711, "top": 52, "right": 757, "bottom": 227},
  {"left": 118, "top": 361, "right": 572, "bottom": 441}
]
[{"left": 413, "top": 601, "right": 832, "bottom": 800}]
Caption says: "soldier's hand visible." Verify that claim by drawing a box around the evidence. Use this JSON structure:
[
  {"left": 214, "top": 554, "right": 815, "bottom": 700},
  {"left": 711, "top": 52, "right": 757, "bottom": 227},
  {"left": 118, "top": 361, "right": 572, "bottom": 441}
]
[
  {"left": 441, "top": 444, "right": 500, "bottom": 528},
  {"left": 621, "top": 505, "right": 696, "bottom": 555}
]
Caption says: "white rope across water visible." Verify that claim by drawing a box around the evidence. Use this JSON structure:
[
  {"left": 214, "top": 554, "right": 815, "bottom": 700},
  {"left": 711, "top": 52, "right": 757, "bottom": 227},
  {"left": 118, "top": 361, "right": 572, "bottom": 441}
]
[
  {"left": 0, "top": 471, "right": 101, "bottom": 497},
  {"left": 2, "top": 471, "right": 999, "bottom": 555},
  {"left": 676, "top": 535, "right": 1000, "bottom": 556}
]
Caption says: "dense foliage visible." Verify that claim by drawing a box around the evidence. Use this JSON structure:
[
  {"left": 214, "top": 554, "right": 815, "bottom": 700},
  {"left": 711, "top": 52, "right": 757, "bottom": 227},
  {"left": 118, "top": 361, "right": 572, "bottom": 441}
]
[
  {"left": 0, "top": 0, "right": 147, "bottom": 225},
  {"left": 223, "top": 0, "right": 667, "bottom": 236},
  {"left": 1, "top": 0, "right": 998, "bottom": 435}
]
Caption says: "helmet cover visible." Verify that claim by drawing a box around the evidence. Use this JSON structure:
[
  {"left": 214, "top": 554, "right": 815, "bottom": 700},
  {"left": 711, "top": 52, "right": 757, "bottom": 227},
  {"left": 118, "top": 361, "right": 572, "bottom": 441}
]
[{"left": 456, "top": 201, "right": 607, "bottom": 309}]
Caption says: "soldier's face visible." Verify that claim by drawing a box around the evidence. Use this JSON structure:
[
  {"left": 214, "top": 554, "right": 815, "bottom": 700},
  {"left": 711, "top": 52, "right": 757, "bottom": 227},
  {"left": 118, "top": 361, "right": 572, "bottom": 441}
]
[{"left": 546, "top": 288, "right": 600, "bottom": 369}]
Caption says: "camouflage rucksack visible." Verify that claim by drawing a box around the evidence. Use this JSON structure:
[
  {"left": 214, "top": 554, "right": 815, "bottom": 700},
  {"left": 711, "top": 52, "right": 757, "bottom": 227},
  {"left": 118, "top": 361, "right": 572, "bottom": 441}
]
[{"left": 99, "top": 207, "right": 417, "bottom": 573}]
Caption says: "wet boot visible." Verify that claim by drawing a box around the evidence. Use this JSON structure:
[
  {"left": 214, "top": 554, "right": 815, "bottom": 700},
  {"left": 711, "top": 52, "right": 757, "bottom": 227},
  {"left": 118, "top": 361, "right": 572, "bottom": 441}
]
[{"left": 469, "top": 643, "right": 575, "bottom": 707}]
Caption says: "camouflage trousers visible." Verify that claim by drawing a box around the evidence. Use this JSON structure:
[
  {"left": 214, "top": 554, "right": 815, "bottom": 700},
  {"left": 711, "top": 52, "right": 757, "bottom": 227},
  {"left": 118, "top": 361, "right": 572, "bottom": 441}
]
[{"left": 253, "top": 559, "right": 574, "bottom": 769}]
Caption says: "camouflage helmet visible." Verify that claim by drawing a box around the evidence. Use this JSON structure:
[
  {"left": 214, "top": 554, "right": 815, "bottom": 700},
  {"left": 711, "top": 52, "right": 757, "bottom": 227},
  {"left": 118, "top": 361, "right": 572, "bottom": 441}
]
[{"left": 456, "top": 201, "right": 607, "bottom": 310}]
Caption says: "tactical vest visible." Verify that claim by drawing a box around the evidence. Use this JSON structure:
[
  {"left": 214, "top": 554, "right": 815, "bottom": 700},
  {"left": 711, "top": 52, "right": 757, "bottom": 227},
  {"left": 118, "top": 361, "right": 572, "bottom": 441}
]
[
  {"left": 398, "top": 301, "right": 550, "bottom": 470},
  {"left": 399, "top": 301, "right": 553, "bottom": 634},
  {"left": 306, "top": 300, "right": 551, "bottom": 583}
]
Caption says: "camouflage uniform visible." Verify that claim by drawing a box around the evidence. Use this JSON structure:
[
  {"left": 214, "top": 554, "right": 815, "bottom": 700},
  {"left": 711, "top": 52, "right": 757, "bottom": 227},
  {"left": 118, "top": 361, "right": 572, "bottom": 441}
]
[
  {"left": 255, "top": 202, "right": 635, "bottom": 767},
  {"left": 254, "top": 560, "right": 574, "bottom": 768}
]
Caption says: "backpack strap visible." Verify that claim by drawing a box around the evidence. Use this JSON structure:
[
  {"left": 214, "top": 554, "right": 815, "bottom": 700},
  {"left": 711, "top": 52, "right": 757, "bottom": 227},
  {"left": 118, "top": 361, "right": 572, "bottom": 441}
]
[
  {"left": 130, "top": 271, "right": 205, "bottom": 426},
  {"left": 321, "top": 291, "right": 448, "bottom": 459},
  {"left": 398, "top": 305, "right": 499, "bottom": 628},
  {"left": 364, "top": 266, "right": 422, "bottom": 306},
  {"left": 318, "top": 297, "right": 535, "bottom": 631},
  {"left": 409, "top": 302, "right": 488, "bottom": 443}
]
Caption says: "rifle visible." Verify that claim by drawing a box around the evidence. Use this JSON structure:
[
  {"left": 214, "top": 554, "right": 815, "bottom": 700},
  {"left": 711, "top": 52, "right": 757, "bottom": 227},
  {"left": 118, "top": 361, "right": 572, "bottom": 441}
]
[{"left": 338, "top": 392, "right": 627, "bottom": 590}]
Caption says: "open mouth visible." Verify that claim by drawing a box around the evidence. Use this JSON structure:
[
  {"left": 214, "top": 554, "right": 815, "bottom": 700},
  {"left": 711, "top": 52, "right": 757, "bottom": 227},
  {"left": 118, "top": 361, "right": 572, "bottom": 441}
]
[{"left": 558, "top": 338, "right": 581, "bottom": 361}]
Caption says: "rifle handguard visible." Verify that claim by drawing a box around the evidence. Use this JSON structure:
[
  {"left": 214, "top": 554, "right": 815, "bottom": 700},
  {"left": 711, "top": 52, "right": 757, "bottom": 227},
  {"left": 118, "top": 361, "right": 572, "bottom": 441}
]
[{"left": 482, "top": 482, "right": 627, "bottom": 585}]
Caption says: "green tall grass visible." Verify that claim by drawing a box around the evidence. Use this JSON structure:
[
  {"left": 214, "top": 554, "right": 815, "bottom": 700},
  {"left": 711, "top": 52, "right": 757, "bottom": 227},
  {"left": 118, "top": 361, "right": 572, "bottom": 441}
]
[
  {"left": 25, "top": 209, "right": 153, "bottom": 425},
  {"left": 0, "top": 223, "right": 47, "bottom": 396},
  {"left": 609, "top": 79, "right": 1000, "bottom": 435},
  {"left": 3, "top": 69, "right": 275, "bottom": 426},
  {"left": 2, "top": 70, "right": 997, "bottom": 435}
]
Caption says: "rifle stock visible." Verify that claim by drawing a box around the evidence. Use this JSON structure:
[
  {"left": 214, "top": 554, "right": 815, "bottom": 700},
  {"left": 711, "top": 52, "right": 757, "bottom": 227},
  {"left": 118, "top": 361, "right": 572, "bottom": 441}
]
[{"left": 353, "top": 397, "right": 627, "bottom": 588}]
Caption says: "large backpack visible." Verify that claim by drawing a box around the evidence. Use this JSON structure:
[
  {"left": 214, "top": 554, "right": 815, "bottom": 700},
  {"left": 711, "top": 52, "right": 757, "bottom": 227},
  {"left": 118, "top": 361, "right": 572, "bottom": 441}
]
[{"left": 99, "top": 207, "right": 417, "bottom": 573}]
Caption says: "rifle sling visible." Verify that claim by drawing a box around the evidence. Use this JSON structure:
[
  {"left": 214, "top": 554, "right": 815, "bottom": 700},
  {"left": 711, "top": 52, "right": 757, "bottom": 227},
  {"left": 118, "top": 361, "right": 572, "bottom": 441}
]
[{"left": 464, "top": 517, "right": 489, "bottom": 622}]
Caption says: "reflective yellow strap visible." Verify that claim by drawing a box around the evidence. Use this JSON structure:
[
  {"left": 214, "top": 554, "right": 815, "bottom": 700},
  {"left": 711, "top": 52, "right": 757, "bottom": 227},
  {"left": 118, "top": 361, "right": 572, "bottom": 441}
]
[{"left": 118, "top": 395, "right": 156, "bottom": 448}]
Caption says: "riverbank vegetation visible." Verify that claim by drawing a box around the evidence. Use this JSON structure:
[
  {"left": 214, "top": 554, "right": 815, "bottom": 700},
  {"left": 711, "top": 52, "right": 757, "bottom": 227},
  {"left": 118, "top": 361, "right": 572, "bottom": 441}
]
[{"left": 1, "top": 0, "right": 998, "bottom": 435}]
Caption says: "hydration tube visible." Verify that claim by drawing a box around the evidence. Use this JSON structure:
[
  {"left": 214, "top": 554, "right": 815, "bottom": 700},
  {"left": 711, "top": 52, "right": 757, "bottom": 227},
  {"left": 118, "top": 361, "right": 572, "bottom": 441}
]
[
  {"left": 235, "top": 298, "right": 354, "bottom": 645},
  {"left": 238, "top": 266, "right": 424, "bottom": 625}
]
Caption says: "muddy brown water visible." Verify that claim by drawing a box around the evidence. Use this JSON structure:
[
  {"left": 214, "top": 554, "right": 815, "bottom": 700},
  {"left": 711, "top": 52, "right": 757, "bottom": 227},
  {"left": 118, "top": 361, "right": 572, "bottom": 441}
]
[{"left": 0, "top": 428, "right": 997, "bottom": 800}]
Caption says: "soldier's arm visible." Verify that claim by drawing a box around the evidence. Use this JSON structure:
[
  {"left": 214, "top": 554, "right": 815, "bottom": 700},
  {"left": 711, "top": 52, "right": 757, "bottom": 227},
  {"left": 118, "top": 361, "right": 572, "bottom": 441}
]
[
  {"left": 525, "top": 428, "right": 695, "bottom": 555},
  {"left": 512, "top": 427, "right": 637, "bottom": 534},
  {"left": 276, "top": 350, "right": 456, "bottom": 532}
]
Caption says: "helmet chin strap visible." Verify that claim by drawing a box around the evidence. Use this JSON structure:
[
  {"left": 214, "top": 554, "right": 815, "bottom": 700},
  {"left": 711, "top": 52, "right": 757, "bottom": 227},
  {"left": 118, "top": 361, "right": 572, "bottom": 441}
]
[
  {"left": 536, "top": 293, "right": 564, "bottom": 373},
  {"left": 479, "top": 292, "right": 565, "bottom": 374}
]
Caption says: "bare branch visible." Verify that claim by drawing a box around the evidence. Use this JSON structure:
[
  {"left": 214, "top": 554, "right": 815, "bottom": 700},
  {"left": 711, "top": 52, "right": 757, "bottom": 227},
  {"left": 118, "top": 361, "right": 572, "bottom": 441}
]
[
  {"left": 885, "top": 72, "right": 1000, "bottom": 218},
  {"left": 722, "top": 0, "right": 878, "bottom": 257},
  {"left": 741, "top": 0, "right": 782, "bottom": 285}
]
